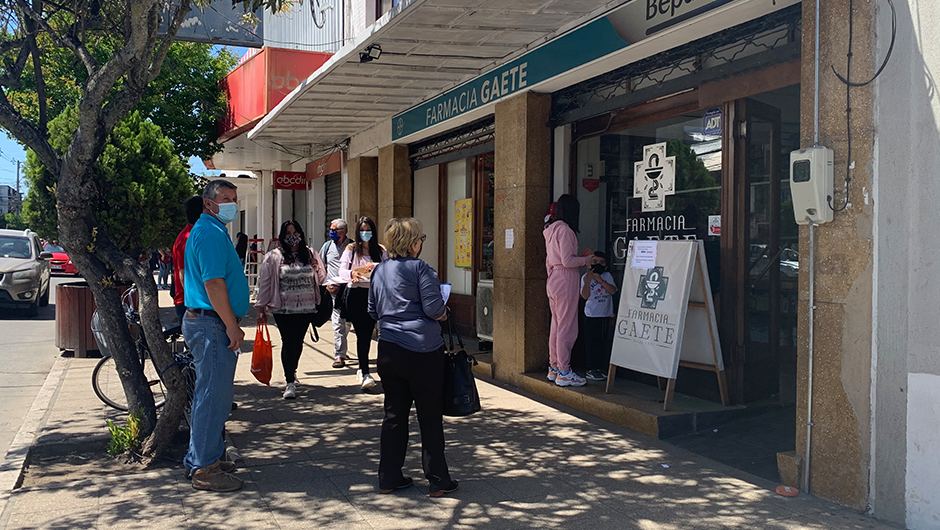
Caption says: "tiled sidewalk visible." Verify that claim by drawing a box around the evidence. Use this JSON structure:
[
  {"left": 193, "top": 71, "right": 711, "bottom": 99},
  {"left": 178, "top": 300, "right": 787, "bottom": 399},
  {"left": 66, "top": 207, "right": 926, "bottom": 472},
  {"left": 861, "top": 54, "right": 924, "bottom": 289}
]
[{"left": 0, "top": 317, "right": 895, "bottom": 529}]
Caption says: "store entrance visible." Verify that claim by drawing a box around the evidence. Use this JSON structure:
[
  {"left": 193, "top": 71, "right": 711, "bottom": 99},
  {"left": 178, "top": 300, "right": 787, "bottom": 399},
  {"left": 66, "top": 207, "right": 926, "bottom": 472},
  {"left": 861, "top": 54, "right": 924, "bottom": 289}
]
[
  {"left": 733, "top": 95, "right": 800, "bottom": 405},
  {"left": 569, "top": 83, "right": 800, "bottom": 480}
]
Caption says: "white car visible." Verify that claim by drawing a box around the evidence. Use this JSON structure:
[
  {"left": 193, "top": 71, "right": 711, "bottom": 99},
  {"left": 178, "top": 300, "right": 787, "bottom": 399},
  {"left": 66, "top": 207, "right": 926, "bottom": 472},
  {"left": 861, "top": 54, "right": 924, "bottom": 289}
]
[{"left": 0, "top": 229, "right": 52, "bottom": 316}]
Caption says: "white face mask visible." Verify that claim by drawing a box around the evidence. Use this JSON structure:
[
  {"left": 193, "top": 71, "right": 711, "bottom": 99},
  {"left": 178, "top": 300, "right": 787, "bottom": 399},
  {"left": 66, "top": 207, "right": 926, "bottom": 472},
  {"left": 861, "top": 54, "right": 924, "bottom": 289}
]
[{"left": 210, "top": 200, "right": 238, "bottom": 224}]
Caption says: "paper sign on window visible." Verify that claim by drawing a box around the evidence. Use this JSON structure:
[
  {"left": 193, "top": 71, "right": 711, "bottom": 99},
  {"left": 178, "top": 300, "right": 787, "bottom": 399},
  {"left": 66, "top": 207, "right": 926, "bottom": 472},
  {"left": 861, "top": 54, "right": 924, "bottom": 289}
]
[{"left": 454, "top": 198, "right": 473, "bottom": 268}]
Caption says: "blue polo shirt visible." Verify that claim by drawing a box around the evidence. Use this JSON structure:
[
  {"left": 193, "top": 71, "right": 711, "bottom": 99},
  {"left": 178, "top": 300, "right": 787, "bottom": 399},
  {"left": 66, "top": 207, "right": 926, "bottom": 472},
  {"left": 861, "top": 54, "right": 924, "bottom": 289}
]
[{"left": 184, "top": 213, "right": 249, "bottom": 318}]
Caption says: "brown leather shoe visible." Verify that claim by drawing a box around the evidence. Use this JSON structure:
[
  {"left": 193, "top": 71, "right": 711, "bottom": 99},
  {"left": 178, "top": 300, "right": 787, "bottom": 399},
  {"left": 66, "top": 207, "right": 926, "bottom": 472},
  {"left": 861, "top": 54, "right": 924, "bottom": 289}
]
[
  {"left": 219, "top": 460, "right": 236, "bottom": 473},
  {"left": 192, "top": 462, "right": 243, "bottom": 492}
]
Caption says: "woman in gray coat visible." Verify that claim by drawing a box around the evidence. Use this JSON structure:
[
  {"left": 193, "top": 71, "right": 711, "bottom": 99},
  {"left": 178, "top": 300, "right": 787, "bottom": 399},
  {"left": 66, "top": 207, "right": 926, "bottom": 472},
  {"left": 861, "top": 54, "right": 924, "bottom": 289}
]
[{"left": 368, "top": 217, "right": 458, "bottom": 498}]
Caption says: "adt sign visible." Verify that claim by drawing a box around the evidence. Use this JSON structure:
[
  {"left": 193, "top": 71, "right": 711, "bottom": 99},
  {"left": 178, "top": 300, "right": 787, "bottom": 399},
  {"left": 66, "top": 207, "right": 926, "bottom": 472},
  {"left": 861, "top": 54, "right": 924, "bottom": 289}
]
[{"left": 703, "top": 108, "right": 722, "bottom": 137}]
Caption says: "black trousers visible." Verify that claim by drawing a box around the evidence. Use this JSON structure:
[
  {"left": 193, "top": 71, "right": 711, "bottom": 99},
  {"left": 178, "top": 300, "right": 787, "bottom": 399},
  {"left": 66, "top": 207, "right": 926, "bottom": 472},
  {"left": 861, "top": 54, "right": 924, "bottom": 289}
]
[
  {"left": 583, "top": 316, "right": 614, "bottom": 372},
  {"left": 345, "top": 287, "right": 375, "bottom": 375},
  {"left": 272, "top": 312, "right": 315, "bottom": 383},
  {"left": 376, "top": 340, "right": 451, "bottom": 491}
]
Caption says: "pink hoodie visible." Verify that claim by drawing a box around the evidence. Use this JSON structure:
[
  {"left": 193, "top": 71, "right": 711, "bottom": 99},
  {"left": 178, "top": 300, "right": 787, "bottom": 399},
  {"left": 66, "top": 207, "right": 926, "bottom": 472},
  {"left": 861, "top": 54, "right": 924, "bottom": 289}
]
[{"left": 543, "top": 221, "right": 591, "bottom": 275}]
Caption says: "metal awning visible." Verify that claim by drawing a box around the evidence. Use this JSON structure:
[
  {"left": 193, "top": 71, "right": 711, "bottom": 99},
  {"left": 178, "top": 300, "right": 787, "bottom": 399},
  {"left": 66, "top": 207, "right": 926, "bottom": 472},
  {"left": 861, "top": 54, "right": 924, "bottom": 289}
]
[{"left": 247, "top": 0, "right": 627, "bottom": 157}]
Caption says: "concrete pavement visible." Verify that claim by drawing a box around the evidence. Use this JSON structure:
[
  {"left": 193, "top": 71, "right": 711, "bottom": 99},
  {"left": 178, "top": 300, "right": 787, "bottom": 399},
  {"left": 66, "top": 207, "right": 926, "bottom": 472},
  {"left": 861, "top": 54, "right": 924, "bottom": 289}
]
[
  {"left": 0, "top": 276, "right": 74, "bottom": 458},
  {"left": 0, "top": 306, "right": 895, "bottom": 529}
]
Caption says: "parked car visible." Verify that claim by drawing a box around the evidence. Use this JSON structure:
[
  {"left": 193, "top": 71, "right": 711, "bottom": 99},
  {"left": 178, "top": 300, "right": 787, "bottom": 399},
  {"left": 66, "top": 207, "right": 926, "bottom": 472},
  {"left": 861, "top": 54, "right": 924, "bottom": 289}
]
[
  {"left": 0, "top": 229, "right": 52, "bottom": 316},
  {"left": 43, "top": 243, "right": 78, "bottom": 275}
]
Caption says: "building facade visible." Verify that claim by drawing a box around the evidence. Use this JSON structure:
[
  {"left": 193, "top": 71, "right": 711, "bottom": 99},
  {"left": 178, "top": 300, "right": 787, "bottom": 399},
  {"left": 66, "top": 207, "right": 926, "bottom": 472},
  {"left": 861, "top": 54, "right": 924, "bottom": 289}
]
[
  {"left": 0, "top": 185, "right": 20, "bottom": 215},
  {"left": 210, "top": 1, "right": 939, "bottom": 527}
]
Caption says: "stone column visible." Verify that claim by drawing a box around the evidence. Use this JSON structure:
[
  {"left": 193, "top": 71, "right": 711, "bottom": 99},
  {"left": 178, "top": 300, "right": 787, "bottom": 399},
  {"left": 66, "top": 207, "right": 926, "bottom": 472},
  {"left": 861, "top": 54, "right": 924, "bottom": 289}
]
[
  {"left": 257, "top": 170, "right": 274, "bottom": 246},
  {"left": 378, "top": 144, "right": 412, "bottom": 231},
  {"left": 492, "top": 92, "right": 552, "bottom": 384},
  {"left": 346, "top": 156, "right": 378, "bottom": 224},
  {"left": 787, "top": 0, "right": 876, "bottom": 510}
]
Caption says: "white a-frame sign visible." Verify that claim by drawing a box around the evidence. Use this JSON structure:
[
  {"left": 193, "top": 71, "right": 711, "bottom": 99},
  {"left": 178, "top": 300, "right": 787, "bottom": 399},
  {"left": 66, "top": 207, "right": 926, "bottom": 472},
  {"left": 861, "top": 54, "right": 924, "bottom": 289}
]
[{"left": 606, "top": 240, "right": 729, "bottom": 410}]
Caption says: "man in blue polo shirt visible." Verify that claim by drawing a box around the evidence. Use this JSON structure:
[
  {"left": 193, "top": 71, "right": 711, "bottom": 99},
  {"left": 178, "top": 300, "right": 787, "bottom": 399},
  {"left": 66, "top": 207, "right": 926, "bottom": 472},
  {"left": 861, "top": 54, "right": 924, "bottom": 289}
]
[{"left": 183, "top": 179, "right": 249, "bottom": 492}]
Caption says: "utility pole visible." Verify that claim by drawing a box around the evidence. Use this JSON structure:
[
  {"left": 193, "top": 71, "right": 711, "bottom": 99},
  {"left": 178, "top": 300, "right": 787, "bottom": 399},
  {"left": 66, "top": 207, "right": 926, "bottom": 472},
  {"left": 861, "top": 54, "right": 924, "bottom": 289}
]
[{"left": 14, "top": 159, "right": 20, "bottom": 213}]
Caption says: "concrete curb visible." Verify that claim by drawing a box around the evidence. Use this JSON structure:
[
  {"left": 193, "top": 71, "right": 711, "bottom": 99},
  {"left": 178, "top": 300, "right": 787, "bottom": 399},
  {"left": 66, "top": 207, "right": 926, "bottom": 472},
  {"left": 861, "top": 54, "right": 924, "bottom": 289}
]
[{"left": 0, "top": 356, "right": 69, "bottom": 521}]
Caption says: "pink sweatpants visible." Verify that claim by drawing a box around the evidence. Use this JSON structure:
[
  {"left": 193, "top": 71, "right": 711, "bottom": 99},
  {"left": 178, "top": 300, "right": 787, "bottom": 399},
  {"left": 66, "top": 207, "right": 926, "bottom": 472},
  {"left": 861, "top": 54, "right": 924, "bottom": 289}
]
[{"left": 547, "top": 268, "right": 580, "bottom": 372}]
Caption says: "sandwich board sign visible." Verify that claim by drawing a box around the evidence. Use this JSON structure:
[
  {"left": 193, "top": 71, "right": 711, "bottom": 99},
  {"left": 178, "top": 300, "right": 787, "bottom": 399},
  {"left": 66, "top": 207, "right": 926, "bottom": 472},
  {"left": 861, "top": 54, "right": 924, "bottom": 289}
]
[{"left": 606, "top": 240, "right": 728, "bottom": 410}]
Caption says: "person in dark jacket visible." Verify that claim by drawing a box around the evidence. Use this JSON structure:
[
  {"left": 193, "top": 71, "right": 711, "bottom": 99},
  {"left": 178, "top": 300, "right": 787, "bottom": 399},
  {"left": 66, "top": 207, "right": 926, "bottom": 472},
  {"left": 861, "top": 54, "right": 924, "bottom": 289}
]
[
  {"left": 368, "top": 217, "right": 458, "bottom": 498},
  {"left": 235, "top": 232, "right": 249, "bottom": 266}
]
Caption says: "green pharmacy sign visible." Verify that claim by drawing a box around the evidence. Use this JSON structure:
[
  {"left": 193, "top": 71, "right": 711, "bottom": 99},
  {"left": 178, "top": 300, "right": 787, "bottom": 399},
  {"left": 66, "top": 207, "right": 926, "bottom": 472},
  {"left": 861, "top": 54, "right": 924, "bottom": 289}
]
[{"left": 392, "top": 0, "right": 735, "bottom": 140}]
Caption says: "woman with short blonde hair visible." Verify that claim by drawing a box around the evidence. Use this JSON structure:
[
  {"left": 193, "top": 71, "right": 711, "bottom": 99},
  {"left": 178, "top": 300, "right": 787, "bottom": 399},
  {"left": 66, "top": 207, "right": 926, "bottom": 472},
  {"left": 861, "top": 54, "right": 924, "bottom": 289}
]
[
  {"left": 368, "top": 217, "right": 457, "bottom": 498},
  {"left": 384, "top": 217, "right": 424, "bottom": 259}
]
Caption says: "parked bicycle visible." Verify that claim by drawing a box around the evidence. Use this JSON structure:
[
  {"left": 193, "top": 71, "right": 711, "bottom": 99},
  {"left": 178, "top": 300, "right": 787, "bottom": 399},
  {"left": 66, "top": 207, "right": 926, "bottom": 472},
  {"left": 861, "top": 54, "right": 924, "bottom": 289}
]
[{"left": 90, "top": 286, "right": 195, "bottom": 425}]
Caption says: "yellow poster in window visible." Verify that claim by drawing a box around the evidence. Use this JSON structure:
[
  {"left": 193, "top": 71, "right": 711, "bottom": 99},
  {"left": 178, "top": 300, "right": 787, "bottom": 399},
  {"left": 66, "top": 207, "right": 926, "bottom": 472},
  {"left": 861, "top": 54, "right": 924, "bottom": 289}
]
[{"left": 455, "top": 198, "right": 473, "bottom": 268}]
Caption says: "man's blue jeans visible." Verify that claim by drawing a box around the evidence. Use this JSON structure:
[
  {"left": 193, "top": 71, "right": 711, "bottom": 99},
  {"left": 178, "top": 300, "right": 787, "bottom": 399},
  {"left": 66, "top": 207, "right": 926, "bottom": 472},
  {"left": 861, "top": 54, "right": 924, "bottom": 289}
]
[{"left": 182, "top": 314, "right": 238, "bottom": 472}]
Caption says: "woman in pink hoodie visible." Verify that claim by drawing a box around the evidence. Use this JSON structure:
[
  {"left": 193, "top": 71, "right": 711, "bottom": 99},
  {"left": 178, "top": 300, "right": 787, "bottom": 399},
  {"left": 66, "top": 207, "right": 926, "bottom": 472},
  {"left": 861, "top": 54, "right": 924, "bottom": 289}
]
[{"left": 543, "top": 194, "right": 596, "bottom": 387}]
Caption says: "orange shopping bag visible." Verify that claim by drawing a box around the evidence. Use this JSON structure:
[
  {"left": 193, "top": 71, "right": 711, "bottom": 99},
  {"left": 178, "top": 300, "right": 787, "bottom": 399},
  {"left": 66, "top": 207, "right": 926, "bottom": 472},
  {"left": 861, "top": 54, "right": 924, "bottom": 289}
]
[{"left": 251, "top": 316, "right": 273, "bottom": 385}]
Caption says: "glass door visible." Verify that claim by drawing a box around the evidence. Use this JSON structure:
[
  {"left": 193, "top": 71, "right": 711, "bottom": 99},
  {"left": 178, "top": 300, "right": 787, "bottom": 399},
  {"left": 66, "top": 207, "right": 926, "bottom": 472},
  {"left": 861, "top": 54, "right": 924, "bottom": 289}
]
[{"left": 741, "top": 99, "right": 784, "bottom": 403}]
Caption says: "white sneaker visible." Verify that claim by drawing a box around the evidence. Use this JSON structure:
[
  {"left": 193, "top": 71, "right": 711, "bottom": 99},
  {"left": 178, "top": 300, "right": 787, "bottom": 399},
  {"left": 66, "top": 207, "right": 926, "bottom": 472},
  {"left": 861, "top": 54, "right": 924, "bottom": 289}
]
[
  {"left": 360, "top": 372, "right": 377, "bottom": 391},
  {"left": 283, "top": 382, "right": 297, "bottom": 399},
  {"left": 555, "top": 370, "right": 586, "bottom": 387}
]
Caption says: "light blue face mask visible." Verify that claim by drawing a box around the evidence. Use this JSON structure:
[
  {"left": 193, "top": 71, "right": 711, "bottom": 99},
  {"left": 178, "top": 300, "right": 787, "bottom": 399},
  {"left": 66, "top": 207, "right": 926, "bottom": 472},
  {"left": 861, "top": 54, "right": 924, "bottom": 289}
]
[
  {"left": 359, "top": 231, "right": 373, "bottom": 242},
  {"left": 212, "top": 201, "right": 238, "bottom": 224}
]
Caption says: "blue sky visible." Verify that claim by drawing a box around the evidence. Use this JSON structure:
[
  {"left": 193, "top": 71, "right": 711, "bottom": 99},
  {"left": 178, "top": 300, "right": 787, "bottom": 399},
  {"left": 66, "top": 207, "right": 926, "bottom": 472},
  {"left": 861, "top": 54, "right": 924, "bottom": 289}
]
[
  {"left": 0, "top": 45, "right": 248, "bottom": 194},
  {"left": 0, "top": 133, "right": 26, "bottom": 191}
]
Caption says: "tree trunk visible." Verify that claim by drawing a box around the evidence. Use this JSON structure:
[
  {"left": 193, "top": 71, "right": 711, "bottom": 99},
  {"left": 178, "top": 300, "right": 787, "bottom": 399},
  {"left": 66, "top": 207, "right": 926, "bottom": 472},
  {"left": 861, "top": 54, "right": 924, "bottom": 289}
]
[
  {"left": 130, "top": 267, "right": 189, "bottom": 461},
  {"left": 57, "top": 216, "right": 158, "bottom": 433},
  {"left": 0, "top": 0, "right": 203, "bottom": 461},
  {"left": 56, "top": 164, "right": 189, "bottom": 459}
]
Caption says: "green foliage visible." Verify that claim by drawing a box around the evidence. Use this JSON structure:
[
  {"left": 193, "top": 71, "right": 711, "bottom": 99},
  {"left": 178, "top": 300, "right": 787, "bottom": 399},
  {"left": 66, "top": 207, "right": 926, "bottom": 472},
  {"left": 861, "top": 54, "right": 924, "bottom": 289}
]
[
  {"left": 22, "top": 108, "right": 195, "bottom": 253},
  {"left": 7, "top": 41, "right": 234, "bottom": 160},
  {"left": 1, "top": 212, "right": 27, "bottom": 230},
  {"left": 141, "top": 43, "right": 237, "bottom": 160},
  {"left": 21, "top": 151, "right": 57, "bottom": 239},
  {"left": 106, "top": 413, "right": 142, "bottom": 457},
  {"left": 664, "top": 139, "right": 721, "bottom": 229}
]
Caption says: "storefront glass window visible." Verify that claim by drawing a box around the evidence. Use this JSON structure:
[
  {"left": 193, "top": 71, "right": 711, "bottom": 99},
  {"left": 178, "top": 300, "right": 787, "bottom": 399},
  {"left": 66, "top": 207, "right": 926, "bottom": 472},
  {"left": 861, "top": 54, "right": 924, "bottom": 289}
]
[
  {"left": 478, "top": 153, "right": 495, "bottom": 281},
  {"left": 576, "top": 110, "right": 723, "bottom": 289},
  {"left": 446, "top": 159, "right": 472, "bottom": 295}
]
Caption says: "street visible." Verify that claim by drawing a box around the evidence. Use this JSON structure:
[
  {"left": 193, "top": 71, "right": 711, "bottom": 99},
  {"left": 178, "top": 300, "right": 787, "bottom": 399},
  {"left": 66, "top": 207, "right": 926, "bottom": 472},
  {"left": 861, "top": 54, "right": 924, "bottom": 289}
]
[{"left": 0, "top": 276, "right": 75, "bottom": 457}]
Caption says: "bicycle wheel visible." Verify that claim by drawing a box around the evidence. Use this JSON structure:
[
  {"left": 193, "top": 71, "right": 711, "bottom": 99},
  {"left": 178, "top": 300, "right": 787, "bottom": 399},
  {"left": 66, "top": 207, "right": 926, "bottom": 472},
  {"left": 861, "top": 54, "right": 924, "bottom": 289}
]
[
  {"left": 144, "top": 355, "right": 167, "bottom": 409},
  {"left": 92, "top": 356, "right": 128, "bottom": 411},
  {"left": 92, "top": 356, "right": 166, "bottom": 411},
  {"left": 154, "top": 351, "right": 195, "bottom": 428},
  {"left": 181, "top": 355, "right": 196, "bottom": 428}
]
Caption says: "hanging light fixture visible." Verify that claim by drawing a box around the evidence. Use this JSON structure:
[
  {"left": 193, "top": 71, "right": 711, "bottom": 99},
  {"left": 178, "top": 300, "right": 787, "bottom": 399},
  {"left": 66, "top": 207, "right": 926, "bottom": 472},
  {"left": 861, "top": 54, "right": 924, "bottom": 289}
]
[{"left": 359, "top": 43, "right": 382, "bottom": 63}]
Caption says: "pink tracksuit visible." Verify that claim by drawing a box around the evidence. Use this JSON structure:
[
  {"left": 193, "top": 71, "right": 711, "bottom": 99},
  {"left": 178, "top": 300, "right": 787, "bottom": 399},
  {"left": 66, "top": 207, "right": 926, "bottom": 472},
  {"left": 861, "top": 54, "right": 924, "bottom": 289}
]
[{"left": 543, "top": 221, "right": 592, "bottom": 373}]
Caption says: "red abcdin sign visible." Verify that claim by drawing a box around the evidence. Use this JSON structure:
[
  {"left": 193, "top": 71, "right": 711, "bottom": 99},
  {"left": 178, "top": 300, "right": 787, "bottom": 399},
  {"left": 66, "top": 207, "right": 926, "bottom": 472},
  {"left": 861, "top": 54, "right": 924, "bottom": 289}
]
[
  {"left": 306, "top": 151, "right": 342, "bottom": 180},
  {"left": 273, "top": 171, "right": 308, "bottom": 190}
]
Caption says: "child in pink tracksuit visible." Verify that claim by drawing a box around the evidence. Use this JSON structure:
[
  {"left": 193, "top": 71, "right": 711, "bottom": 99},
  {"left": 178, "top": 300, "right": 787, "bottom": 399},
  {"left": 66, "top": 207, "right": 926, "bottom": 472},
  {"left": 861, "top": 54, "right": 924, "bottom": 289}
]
[{"left": 543, "top": 194, "right": 595, "bottom": 388}]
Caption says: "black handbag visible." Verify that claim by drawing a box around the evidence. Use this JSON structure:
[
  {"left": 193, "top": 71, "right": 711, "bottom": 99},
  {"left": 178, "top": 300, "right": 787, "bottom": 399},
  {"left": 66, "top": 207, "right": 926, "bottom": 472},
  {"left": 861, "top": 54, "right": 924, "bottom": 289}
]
[
  {"left": 312, "top": 285, "right": 334, "bottom": 327},
  {"left": 442, "top": 316, "right": 482, "bottom": 417}
]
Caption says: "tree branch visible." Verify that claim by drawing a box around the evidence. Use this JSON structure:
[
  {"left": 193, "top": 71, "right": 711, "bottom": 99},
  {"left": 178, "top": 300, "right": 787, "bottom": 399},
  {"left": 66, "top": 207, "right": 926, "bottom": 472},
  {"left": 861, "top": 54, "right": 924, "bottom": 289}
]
[
  {"left": 0, "top": 44, "right": 32, "bottom": 88},
  {"left": 28, "top": 37, "right": 47, "bottom": 129},
  {"left": 0, "top": 87, "right": 58, "bottom": 171},
  {"left": 0, "top": 37, "right": 27, "bottom": 55},
  {"left": 102, "top": 0, "right": 191, "bottom": 132},
  {"left": 25, "top": 1, "right": 47, "bottom": 130},
  {"left": 14, "top": 0, "right": 98, "bottom": 75}
]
